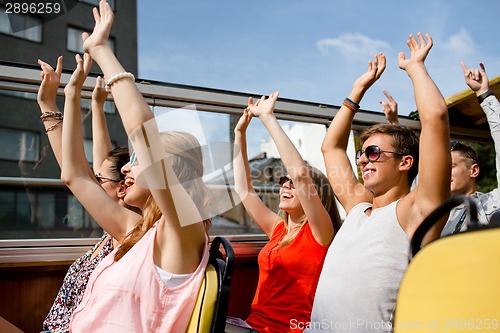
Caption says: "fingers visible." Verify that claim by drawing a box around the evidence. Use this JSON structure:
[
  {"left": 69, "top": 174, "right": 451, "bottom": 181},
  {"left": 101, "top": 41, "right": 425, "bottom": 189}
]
[
  {"left": 244, "top": 107, "right": 253, "bottom": 121},
  {"left": 376, "top": 52, "right": 386, "bottom": 76},
  {"left": 382, "top": 89, "right": 393, "bottom": 101},
  {"left": 38, "top": 59, "right": 55, "bottom": 80},
  {"left": 407, "top": 32, "right": 431, "bottom": 51},
  {"left": 415, "top": 32, "right": 426, "bottom": 48},
  {"left": 407, "top": 34, "right": 417, "bottom": 51},
  {"left": 270, "top": 91, "right": 280, "bottom": 100},
  {"left": 83, "top": 52, "right": 92, "bottom": 75},
  {"left": 95, "top": 76, "right": 104, "bottom": 89},
  {"left": 479, "top": 62, "right": 486, "bottom": 73},
  {"left": 397, "top": 51, "right": 406, "bottom": 62},
  {"left": 38, "top": 59, "right": 51, "bottom": 72},
  {"left": 75, "top": 54, "right": 84, "bottom": 68},
  {"left": 424, "top": 33, "right": 433, "bottom": 48},
  {"left": 55, "top": 56, "right": 63, "bottom": 77},
  {"left": 93, "top": 7, "right": 101, "bottom": 25},
  {"left": 82, "top": 31, "right": 89, "bottom": 42},
  {"left": 417, "top": 32, "right": 426, "bottom": 47},
  {"left": 101, "top": 0, "right": 113, "bottom": 20},
  {"left": 460, "top": 61, "right": 468, "bottom": 75}
]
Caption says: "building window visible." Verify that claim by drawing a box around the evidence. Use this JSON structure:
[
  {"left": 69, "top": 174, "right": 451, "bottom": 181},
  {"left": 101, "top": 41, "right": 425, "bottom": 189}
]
[
  {"left": 81, "top": 98, "right": 116, "bottom": 114},
  {"left": 83, "top": 138, "right": 93, "bottom": 163},
  {"left": 0, "top": 7, "right": 42, "bottom": 42},
  {"left": 79, "top": 0, "right": 115, "bottom": 10},
  {"left": 0, "top": 129, "right": 39, "bottom": 162},
  {"left": 67, "top": 26, "right": 114, "bottom": 54}
]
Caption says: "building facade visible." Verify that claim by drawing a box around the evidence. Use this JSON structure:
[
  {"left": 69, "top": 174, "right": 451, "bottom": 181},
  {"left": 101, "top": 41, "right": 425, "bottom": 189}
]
[{"left": 0, "top": 0, "right": 137, "bottom": 239}]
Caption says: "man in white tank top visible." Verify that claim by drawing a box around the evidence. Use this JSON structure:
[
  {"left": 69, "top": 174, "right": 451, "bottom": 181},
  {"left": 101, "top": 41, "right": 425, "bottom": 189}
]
[{"left": 306, "top": 33, "right": 452, "bottom": 333}]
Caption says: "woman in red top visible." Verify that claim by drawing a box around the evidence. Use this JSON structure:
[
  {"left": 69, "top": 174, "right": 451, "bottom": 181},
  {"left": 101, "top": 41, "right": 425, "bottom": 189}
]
[{"left": 233, "top": 91, "right": 341, "bottom": 333}]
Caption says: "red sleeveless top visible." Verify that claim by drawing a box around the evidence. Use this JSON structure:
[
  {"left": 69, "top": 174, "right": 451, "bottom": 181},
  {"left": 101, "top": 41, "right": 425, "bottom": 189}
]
[{"left": 246, "top": 221, "right": 329, "bottom": 332}]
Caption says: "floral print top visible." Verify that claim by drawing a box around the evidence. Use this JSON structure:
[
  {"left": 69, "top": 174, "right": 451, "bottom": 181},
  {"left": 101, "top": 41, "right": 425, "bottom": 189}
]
[{"left": 42, "top": 233, "right": 114, "bottom": 333}]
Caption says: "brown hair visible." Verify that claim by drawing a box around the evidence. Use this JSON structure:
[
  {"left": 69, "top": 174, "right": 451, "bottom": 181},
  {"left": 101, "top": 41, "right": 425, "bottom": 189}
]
[
  {"left": 114, "top": 131, "right": 211, "bottom": 261},
  {"left": 359, "top": 123, "right": 419, "bottom": 185},
  {"left": 451, "top": 141, "right": 478, "bottom": 167},
  {"left": 278, "top": 165, "right": 341, "bottom": 247},
  {"left": 106, "top": 146, "right": 130, "bottom": 181}
]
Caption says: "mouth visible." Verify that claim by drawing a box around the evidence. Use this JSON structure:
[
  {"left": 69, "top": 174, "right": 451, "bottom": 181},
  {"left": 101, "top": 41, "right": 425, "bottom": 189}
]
[
  {"left": 281, "top": 192, "right": 293, "bottom": 200},
  {"left": 362, "top": 169, "right": 375, "bottom": 179},
  {"left": 124, "top": 177, "right": 135, "bottom": 190}
]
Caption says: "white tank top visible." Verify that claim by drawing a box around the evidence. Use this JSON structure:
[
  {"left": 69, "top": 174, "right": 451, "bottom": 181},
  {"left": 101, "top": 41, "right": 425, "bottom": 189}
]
[{"left": 306, "top": 201, "right": 410, "bottom": 333}]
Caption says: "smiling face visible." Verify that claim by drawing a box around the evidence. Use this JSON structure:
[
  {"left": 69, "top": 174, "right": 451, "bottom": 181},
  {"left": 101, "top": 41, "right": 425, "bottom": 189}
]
[
  {"left": 357, "top": 134, "right": 405, "bottom": 194},
  {"left": 278, "top": 175, "right": 304, "bottom": 215},
  {"left": 120, "top": 160, "right": 151, "bottom": 211}
]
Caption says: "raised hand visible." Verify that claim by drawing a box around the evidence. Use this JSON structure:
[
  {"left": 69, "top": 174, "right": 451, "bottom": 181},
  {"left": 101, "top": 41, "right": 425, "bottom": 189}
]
[
  {"left": 37, "top": 56, "right": 62, "bottom": 108},
  {"left": 398, "top": 32, "right": 433, "bottom": 72},
  {"left": 352, "top": 53, "right": 386, "bottom": 93},
  {"left": 380, "top": 89, "right": 399, "bottom": 125},
  {"left": 247, "top": 91, "right": 279, "bottom": 118},
  {"left": 235, "top": 102, "right": 253, "bottom": 134},
  {"left": 92, "top": 76, "right": 109, "bottom": 107},
  {"left": 461, "top": 61, "right": 490, "bottom": 94},
  {"left": 82, "top": 0, "right": 114, "bottom": 56},
  {"left": 65, "top": 53, "right": 92, "bottom": 92}
]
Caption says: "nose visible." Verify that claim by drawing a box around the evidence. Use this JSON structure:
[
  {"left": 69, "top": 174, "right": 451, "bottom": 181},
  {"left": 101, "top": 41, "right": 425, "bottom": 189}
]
[
  {"left": 356, "top": 153, "right": 369, "bottom": 166},
  {"left": 120, "top": 162, "right": 131, "bottom": 175}
]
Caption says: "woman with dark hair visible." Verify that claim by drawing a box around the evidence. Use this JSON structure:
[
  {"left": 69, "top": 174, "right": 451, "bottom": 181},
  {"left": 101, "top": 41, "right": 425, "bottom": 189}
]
[{"left": 37, "top": 56, "right": 135, "bottom": 333}]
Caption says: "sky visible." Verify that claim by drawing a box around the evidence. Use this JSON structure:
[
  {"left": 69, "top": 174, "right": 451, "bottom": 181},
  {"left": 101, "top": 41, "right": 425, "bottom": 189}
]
[{"left": 136, "top": 0, "right": 500, "bottom": 117}]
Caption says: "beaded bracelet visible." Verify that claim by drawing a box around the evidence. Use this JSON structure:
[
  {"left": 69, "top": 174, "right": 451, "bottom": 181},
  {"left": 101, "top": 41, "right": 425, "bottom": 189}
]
[
  {"left": 45, "top": 119, "right": 63, "bottom": 133},
  {"left": 105, "top": 72, "right": 135, "bottom": 92}
]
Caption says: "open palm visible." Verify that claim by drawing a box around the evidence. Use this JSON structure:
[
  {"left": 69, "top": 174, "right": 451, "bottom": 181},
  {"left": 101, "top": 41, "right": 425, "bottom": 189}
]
[
  {"left": 82, "top": 0, "right": 114, "bottom": 54},
  {"left": 248, "top": 91, "right": 279, "bottom": 117}
]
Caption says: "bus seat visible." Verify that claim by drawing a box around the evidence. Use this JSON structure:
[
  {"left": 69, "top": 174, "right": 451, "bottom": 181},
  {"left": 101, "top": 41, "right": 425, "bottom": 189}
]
[
  {"left": 186, "top": 236, "right": 234, "bottom": 333},
  {"left": 394, "top": 196, "right": 500, "bottom": 332}
]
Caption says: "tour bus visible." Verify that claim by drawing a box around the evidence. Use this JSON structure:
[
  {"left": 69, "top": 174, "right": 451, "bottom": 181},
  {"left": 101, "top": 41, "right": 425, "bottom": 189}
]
[{"left": 0, "top": 61, "right": 496, "bottom": 333}]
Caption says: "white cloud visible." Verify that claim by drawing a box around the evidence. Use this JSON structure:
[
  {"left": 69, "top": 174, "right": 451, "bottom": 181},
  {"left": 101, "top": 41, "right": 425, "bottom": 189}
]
[
  {"left": 317, "top": 33, "right": 391, "bottom": 60},
  {"left": 440, "top": 27, "right": 476, "bottom": 56}
]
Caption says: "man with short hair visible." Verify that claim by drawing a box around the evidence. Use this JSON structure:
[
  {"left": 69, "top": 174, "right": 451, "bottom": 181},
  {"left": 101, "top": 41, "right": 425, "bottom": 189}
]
[
  {"left": 306, "top": 33, "right": 451, "bottom": 333},
  {"left": 441, "top": 62, "right": 500, "bottom": 236}
]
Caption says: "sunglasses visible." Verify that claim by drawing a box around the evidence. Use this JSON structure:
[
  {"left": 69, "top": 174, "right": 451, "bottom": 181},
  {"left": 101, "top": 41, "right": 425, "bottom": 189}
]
[
  {"left": 129, "top": 151, "right": 138, "bottom": 166},
  {"left": 278, "top": 176, "right": 294, "bottom": 188},
  {"left": 95, "top": 173, "right": 120, "bottom": 184},
  {"left": 356, "top": 145, "right": 403, "bottom": 165},
  {"left": 450, "top": 141, "right": 477, "bottom": 163}
]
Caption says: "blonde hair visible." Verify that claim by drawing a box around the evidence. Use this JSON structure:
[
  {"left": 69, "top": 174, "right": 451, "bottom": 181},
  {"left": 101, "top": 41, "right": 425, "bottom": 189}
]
[
  {"left": 115, "top": 131, "right": 211, "bottom": 261},
  {"left": 277, "top": 165, "right": 341, "bottom": 248}
]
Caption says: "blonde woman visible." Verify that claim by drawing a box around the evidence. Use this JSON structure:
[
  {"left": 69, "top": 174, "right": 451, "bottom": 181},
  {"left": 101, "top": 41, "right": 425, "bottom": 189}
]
[
  {"left": 57, "top": 1, "right": 211, "bottom": 331},
  {"left": 233, "top": 91, "right": 341, "bottom": 333}
]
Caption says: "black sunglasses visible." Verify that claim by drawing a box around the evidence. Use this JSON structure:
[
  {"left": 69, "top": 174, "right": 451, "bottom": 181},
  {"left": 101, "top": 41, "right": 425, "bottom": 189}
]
[
  {"left": 95, "top": 173, "right": 120, "bottom": 184},
  {"left": 278, "top": 176, "right": 294, "bottom": 188},
  {"left": 450, "top": 141, "right": 477, "bottom": 163},
  {"left": 356, "top": 145, "right": 403, "bottom": 165}
]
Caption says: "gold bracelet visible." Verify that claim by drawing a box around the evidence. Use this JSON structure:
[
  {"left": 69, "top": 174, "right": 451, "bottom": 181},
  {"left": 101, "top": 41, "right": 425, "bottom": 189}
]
[
  {"left": 41, "top": 111, "right": 63, "bottom": 122},
  {"left": 45, "top": 119, "right": 63, "bottom": 133}
]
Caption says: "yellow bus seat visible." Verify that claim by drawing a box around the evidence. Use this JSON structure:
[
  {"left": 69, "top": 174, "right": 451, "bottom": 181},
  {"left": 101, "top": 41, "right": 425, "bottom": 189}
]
[
  {"left": 186, "top": 236, "right": 234, "bottom": 333},
  {"left": 394, "top": 196, "right": 500, "bottom": 332}
]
